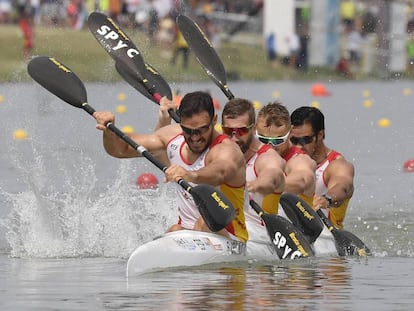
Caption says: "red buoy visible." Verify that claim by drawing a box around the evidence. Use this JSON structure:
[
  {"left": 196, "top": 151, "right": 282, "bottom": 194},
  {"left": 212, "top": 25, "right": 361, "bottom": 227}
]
[
  {"left": 136, "top": 173, "right": 159, "bottom": 189},
  {"left": 403, "top": 159, "right": 414, "bottom": 172},
  {"left": 311, "top": 83, "right": 331, "bottom": 97}
]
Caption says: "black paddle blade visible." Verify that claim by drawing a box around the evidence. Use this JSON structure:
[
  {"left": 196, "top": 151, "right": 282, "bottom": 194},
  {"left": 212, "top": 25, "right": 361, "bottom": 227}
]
[
  {"left": 279, "top": 193, "right": 324, "bottom": 244},
  {"left": 250, "top": 200, "right": 314, "bottom": 258},
  {"left": 316, "top": 208, "right": 371, "bottom": 257},
  {"left": 88, "top": 12, "right": 147, "bottom": 80},
  {"left": 115, "top": 61, "right": 172, "bottom": 102},
  {"left": 27, "top": 56, "right": 87, "bottom": 108},
  {"left": 176, "top": 15, "right": 234, "bottom": 99},
  {"left": 334, "top": 229, "right": 371, "bottom": 257},
  {"left": 188, "top": 184, "right": 236, "bottom": 232}
]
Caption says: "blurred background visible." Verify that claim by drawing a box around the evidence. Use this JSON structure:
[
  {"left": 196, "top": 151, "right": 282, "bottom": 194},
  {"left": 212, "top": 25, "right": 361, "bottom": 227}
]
[{"left": 1, "top": 0, "right": 414, "bottom": 81}]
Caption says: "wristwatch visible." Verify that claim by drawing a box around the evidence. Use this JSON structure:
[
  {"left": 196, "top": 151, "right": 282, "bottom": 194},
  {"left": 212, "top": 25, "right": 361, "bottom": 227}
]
[{"left": 322, "top": 194, "right": 333, "bottom": 207}]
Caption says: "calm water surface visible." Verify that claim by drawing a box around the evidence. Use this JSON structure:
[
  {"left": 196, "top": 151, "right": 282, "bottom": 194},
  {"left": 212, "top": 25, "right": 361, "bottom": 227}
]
[{"left": 1, "top": 81, "right": 414, "bottom": 310}]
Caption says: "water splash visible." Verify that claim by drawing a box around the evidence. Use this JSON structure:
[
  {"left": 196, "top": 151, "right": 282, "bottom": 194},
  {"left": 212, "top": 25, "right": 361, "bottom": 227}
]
[{"left": 1, "top": 145, "right": 176, "bottom": 259}]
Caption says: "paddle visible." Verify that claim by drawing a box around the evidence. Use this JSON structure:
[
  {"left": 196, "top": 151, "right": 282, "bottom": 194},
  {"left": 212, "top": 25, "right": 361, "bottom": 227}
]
[
  {"left": 250, "top": 199, "right": 314, "bottom": 259},
  {"left": 279, "top": 193, "right": 324, "bottom": 244},
  {"left": 176, "top": 14, "right": 235, "bottom": 100},
  {"left": 316, "top": 209, "right": 371, "bottom": 257},
  {"left": 87, "top": 11, "right": 180, "bottom": 123},
  {"left": 280, "top": 193, "right": 370, "bottom": 257},
  {"left": 27, "top": 55, "right": 236, "bottom": 232}
]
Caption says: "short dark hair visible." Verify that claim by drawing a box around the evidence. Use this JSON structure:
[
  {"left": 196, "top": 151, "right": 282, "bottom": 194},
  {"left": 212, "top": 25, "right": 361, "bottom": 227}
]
[
  {"left": 290, "top": 106, "right": 325, "bottom": 134},
  {"left": 178, "top": 91, "right": 214, "bottom": 120},
  {"left": 257, "top": 102, "right": 290, "bottom": 127},
  {"left": 222, "top": 98, "right": 255, "bottom": 124}
]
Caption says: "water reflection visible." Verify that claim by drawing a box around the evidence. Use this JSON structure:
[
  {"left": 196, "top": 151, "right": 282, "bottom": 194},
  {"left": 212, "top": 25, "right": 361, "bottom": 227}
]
[{"left": 126, "top": 257, "right": 353, "bottom": 310}]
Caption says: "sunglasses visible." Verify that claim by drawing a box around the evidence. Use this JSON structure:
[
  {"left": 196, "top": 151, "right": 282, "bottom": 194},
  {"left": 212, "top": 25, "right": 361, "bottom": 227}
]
[
  {"left": 221, "top": 124, "right": 254, "bottom": 137},
  {"left": 256, "top": 130, "right": 290, "bottom": 147},
  {"left": 290, "top": 135, "right": 315, "bottom": 146},
  {"left": 180, "top": 121, "right": 212, "bottom": 136}
]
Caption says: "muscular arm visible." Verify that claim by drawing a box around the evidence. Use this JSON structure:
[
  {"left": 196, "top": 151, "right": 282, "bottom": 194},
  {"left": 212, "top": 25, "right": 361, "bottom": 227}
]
[
  {"left": 323, "top": 158, "right": 354, "bottom": 207},
  {"left": 94, "top": 110, "right": 180, "bottom": 158},
  {"left": 179, "top": 140, "right": 246, "bottom": 187},
  {"left": 284, "top": 154, "right": 316, "bottom": 196},
  {"left": 248, "top": 149, "right": 286, "bottom": 195}
]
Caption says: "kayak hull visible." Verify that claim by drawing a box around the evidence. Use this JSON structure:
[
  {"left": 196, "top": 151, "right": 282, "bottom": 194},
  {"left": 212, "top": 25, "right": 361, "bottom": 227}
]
[{"left": 127, "top": 229, "right": 337, "bottom": 276}]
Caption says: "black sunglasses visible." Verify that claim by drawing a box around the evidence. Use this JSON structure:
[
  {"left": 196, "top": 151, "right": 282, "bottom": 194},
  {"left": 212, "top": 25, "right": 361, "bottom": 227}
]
[
  {"left": 180, "top": 121, "right": 212, "bottom": 136},
  {"left": 290, "top": 135, "right": 315, "bottom": 146}
]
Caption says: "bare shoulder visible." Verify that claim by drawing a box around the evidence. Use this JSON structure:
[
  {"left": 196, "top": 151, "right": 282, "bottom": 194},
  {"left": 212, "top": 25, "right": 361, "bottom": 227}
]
[
  {"left": 287, "top": 153, "right": 316, "bottom": 171},
  {"left": 208, "top": 137, "right": 244, "bottom": 163},
  {"left": 327, "top": 156, "right": 354, "bottom": 175},
  {"left": 329, "top": 155, "right": 354, "bottom": 169},
  {"left": 258, "top": 147, "right": 286, "bottom": 169},
  {"left": 154, "top": 123, "right": 182, "bottom": 144}
]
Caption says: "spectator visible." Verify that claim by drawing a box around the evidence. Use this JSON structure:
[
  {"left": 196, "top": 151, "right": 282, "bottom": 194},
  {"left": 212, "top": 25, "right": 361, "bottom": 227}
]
[
  {"left": 347, "top": 27, "right": 363, "bottom": 65},
  {"left": 16, "top": 0, "right": 34, "bottom": 61},
  {"left": 147, "top": 2, "right": 158, "bottom": 45},
  {"left": 336, "top": 55, "right": 353, "bottom": 79},
  {"left": 406, "top": 34, "right": 414, "bottom": 74},
  {"left": 157, "top": 15, "right": 175, "bottom": 58},
  {"left": 266, "top": 32, "right": 277, "bottom": 66},
  {"left": 340, "top": 0, "right": 356, "bottom": 30},
  {"left": 170, "top": 26, "right": 189, "bottom": 69},
  {"left": 109, "top": 0, "right": 122, "bottom": 23},
  {"left": 297, "top": 29, "right": 309, "bottom": 70},
  {"left": 287, "top": 31, "right": 300, "bottom": 69},
  {"left": 0, "top": 0, "right": 12, "bottom": 24}
]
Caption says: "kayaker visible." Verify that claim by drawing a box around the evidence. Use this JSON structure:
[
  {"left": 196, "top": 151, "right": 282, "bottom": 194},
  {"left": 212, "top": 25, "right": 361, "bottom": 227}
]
[
  {"left": 94, "top": 91, "right": 249, "bottom": 242},
  {"left": 220, "top": 98, "right": 286, "bottom": 242},
  {"left": 255, "top": 102, "right": 316, "bottom": 210},
  {"left": 290, "top": 106, "right": 354, "bottom": 229}
]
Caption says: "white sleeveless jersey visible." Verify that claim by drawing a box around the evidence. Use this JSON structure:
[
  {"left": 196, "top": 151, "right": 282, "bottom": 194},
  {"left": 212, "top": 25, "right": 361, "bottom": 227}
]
[
  {"left": 166, "top": 134, "right": 208, "bottom": 229},
  {"left": 244, "top": 145, "right": 273, "bottom": 242},
  {"left": 315, "top": 150, "right": 349, "bottom": 229}
]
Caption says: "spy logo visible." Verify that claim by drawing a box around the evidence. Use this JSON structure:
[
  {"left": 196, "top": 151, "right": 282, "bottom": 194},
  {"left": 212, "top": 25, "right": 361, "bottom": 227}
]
[
  {"left": 273, "top": 231, "right": 304, "bottom": 259},
  {"left": 95, "top": 25, "right": 140, "bottom": 58}
]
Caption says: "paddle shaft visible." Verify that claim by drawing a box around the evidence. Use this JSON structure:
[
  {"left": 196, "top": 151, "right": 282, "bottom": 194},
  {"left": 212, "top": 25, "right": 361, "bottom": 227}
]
[{"left": 317, "top": 209, "right": 336, "bottom": 232}]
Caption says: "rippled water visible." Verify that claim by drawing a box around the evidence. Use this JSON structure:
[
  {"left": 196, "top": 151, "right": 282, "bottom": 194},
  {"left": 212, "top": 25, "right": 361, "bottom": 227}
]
[{"left": 1, "top": 81, "right": 414, "bottom": 309}]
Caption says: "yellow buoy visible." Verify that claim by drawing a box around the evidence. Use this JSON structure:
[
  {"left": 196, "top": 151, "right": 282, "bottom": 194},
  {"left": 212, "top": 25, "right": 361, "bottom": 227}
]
[
  {"left": 13, "top": 128, "right": 28, "bottom": 140},
  {"left": 363, "top": 99, "right": 373, "bottom": 108},
  {"left": 377, "top": 118, "right": 391, "bottom": 128},
  {"left": 310, "top": 101, "right": 320, "bottom": 109},
  {"left": 215, "top": 123, "right": 222, "bottom": 132},
  {"left": 0, "top": 95, "right": 4, "bottom": 103},
  {"left": 116, "top": 104, "right": 127, "bottom": 114},
  {"left": 272, "top": 90, "right": 280, "bottom": 99},
  {"left": 122, "top": 125, "right": 135, "bottom": 134},
  {"left": 362, "top": 90, "right": 370, "bottom": 98},
  {"left": 253, "top": 100, "right": 261, "bottom": 110},
  {"left": 403, "top": 88, "right": 412, "bottom": 96},
  {"left": 117, "top": 93, "right": 126, "bottom": 101}
]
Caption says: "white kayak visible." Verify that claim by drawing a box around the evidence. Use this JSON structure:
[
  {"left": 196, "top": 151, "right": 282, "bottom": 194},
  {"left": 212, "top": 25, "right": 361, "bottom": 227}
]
[{"left": 127, "top": 228, "right": 337, "bottom": 276}]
